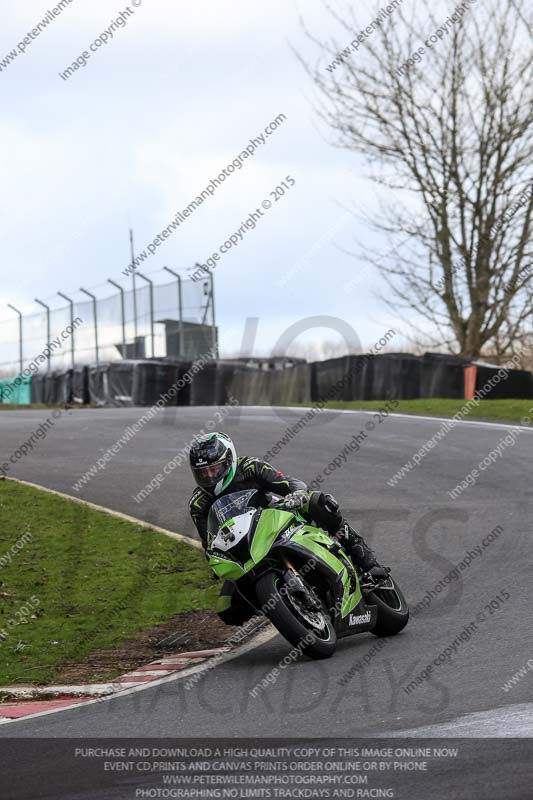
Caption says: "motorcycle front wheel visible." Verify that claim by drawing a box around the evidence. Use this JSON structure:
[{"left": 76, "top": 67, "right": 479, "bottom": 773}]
[{"left": 255, "top": 571, "right": 337, "bottom": 660}]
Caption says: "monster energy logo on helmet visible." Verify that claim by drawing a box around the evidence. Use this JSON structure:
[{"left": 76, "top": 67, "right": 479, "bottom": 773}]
[{"left": 189, "top": 432, "right": 237, "bottom": 495}]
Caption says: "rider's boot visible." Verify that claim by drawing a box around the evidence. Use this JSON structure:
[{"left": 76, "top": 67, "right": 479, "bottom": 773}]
[{"left": 336, "top": 522, "right": 389, "bottom": 580}]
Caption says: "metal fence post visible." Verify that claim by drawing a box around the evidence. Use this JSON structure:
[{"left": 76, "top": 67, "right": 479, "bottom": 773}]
[
  {"left": 209, "top": 270, "right": 218, "bottom": 358},
  {"left": 196, "top": 263, "right": 217, "bottom": 358},
  {"left": 7, "top": 304, "right": 23, "bottom": 375},
  {"left": 163, "top": 266, "right": 184, "bottom": 358},
  {"left": 57, "top": 292, "right": 75, "bottom": 367},
  {"left": 107, "top": 279, "right": 126, "bottom": 357},
  {"left": 35, "top": 299, "right": 51, "bottom": 372},
  {"left": 129, "top": 229, "right": 138, "bottom": 345},
  {"left": 137, "top": 272, "right": 155, "bottom": 358},
  {"left": 80, "top": 288, "right": 99, "bottom": 366}
]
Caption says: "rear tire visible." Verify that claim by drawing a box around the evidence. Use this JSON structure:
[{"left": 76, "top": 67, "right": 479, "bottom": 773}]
[
  {"left": 255, "top": 571, "right": 337, "bottom": 659},
  {"left": 366, "top": 574, "right": 409, "bottom": 637}
]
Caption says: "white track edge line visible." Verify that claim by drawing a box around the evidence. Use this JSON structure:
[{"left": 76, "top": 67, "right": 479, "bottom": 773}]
[{"left": 248, "top": 405, "right": 533, "bottom": 433}]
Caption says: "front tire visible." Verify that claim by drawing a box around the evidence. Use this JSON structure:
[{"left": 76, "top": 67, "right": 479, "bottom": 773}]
[
  {"left": 255, "top": 571, "right": 337, "bottom": 659},
  {"left": 366, "top": 574, "right": 409, "bottom": 637}
]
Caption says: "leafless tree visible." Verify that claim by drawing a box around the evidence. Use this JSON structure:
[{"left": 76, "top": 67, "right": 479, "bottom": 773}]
[{"left": 299, "top": 0, "right": 532, "bottom": 360}]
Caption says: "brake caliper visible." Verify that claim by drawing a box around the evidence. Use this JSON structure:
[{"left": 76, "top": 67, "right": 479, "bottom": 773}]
[{"left": 285, "top": 571, "right": 321, "bottom": 611}]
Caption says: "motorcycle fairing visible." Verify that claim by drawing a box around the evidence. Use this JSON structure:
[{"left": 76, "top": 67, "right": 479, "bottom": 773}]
[{"left": 277, "top": 526, "right": 362, "bottom": 618}]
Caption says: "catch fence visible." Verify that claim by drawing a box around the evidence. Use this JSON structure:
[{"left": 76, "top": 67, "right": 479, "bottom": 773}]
[{"left": 0, "top": 270, "right": 216, "bottom": 378}]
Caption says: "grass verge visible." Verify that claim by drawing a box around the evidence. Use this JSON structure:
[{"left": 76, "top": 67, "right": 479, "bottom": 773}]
[
  {"left": 0, "top": 480, "right": 222, "bottom": 686},
  {"left": 285, "top": 398, "right": 533, "bottom": 424}
]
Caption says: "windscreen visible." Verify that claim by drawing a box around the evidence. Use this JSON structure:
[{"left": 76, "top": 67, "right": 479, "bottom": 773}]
[{"left": 207, "top": 490, "right": 260, "bottom": 538}]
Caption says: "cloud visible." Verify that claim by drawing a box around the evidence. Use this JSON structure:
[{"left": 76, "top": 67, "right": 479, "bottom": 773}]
[{"left": 0, "top": 0, "right": 387, "bottom": 357}]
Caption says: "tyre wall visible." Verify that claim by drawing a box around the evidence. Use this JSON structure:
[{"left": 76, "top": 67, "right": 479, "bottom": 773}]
[{"left": 474, "top": 365, "right": 533, "bottom": 400}]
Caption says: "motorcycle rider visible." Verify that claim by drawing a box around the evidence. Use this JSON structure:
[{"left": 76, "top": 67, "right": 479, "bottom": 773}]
[{"left": 189, "top": 431, "right": 388, "bottom": 626}]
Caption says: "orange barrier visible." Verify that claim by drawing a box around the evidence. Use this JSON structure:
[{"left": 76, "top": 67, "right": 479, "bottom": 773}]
[{"left": 464, "top": 365, "right": 477, "bottom": 400}]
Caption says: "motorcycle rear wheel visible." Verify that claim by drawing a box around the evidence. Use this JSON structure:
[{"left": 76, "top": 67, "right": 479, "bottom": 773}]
[{"left": 367, "top": 574, "right": 409, "bottom": 637}]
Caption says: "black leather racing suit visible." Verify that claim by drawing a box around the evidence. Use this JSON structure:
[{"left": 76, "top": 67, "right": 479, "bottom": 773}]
[
  {"left": 189, "top": 456, "right": 348, "bottom": 625},
  {"left": 189, "top": 457, "right": 310, "bottom": 550}
]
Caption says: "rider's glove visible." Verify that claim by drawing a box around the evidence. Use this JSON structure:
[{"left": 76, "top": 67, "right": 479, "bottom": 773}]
[{"left": 282, "top": 489, "right": 309, "bottom": 511}]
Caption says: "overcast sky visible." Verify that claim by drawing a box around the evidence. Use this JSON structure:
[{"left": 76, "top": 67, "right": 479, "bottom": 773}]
[{"left": 1, "top": 0, "right": 420, "bottom": 360}]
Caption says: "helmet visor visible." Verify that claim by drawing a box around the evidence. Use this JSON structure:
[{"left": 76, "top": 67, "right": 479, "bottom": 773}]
[{"left": 192, "top": 459, "right": 229, "bottom": 489}]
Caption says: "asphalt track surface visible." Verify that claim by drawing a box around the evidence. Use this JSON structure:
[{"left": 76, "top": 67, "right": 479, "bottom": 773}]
[{"left": 0, "top": 405, "right": 532, "bottom": 796}]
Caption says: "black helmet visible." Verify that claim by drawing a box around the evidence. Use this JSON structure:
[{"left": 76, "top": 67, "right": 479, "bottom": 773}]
[{"left": 189, "top": 432, "right": 237, "bottom": 495}]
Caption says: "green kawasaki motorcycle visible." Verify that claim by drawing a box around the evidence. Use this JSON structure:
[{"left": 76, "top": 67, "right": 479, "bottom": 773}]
[{"left": 206, "top": 490, "right": 409, "bottom": 659}]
